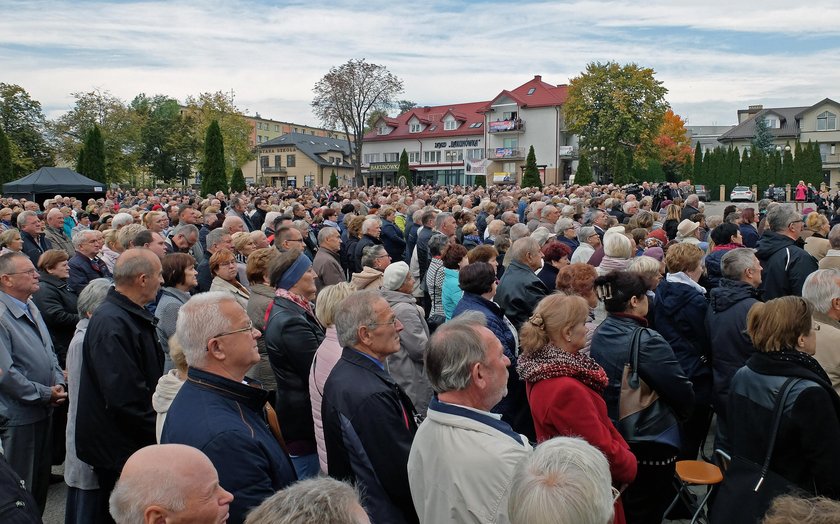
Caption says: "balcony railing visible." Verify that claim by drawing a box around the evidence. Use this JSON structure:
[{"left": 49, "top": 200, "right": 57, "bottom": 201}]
[
  {"left": 261, "top": 165, "right": 287, "bottom": 174},
  {"left": 488, "top": 119, "right": 525, "bottom": 133},
  {"left": 486, "top": 148, "right": 525, "bottom": 159},
  {"left": 820, "top": 153, "right": 840, "bottom": 165}
]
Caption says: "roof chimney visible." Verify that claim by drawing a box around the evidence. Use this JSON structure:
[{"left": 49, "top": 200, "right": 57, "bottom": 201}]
[
  {"left": 748, "top": 104, "right": 763, "bottom": 112},
  {"left": 423, "top": 106, "right": 431, "bottom": 113},
  {"left": 534, "top": 75, "right": 542, "bottom": 82}
]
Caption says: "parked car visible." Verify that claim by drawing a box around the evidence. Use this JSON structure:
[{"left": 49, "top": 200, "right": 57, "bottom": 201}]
[
  {"left": 730, "top": 186, "right": 754, "bottom": 202},
  {"left": 764, "top": 186, "right": 786, "bottom": 202},
  {"left": 692, "top": 185, "right": 709, "bottom": 202}
]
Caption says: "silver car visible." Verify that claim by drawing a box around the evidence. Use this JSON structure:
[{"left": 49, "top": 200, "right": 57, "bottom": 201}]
[{"left": 730, "top": 186, "right": 754, "bottom": 202}]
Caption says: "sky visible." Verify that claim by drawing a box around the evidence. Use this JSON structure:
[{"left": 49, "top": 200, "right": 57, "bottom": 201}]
[{"left": 2, "top": 0, "right": 840, "bottom": 129}]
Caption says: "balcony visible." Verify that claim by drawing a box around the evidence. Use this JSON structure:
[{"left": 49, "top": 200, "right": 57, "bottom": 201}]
[
  {"left": 821, "top": 153, "right": 840, "bottom": 166},
  {"left": 488, "top": 119, "right": 525, "bottom": 134},
  {"left": 486, "top": 147, "right": 525, "bottom": 160},
  {"left": 261, "top": 165, "right": 287, "bottom": 174}
]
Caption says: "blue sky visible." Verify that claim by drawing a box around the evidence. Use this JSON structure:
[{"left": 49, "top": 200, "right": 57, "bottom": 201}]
[{"left": 2, "top": 0, "right": 839, "bottom": 127}]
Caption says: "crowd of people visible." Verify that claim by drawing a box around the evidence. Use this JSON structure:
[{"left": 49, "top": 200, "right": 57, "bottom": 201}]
[{"left": 1, "top": 179, "right": 840, "bottom": 523}]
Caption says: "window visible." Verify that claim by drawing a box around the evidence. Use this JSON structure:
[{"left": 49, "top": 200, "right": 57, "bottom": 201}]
[
  {"left": 274, "top": 124, "right": 280, "bottom": 132},
  {"left": 286, "top": 154, "right": 296, "bottom": 167},
  {"left": 467, "top": 148, "right": 484, "bottom": 160},
  {"left": 274, "top": 155, "right": 281, "bottom": 167},
  {"left": 376, "top": 125, "right": 388, "bottom": 135},
  {"left": 424, "top": 150, "right": 441, "bottom": 163},
  {"left": 384, "top": 152, "right": 399, "bottom": 162},
  {"left": 469, "top": 122, "right": 482, "bottom": 128},
  {"left": 503, "top": 111, "right": 518, "bottom": 120},
  {"left": 363, "top": 153, "right": 380, "bottom": 164},
  {"left": 527, "top": 88, "right": 536, "bottom": 95},
  {"left": 428, "top": 125, "right": 437, "bottom": 131},
  {"left": 503, "top": 138, "right": 519, "bottom": 148},
  {"left": 444, "top": 120, "right": 457, "bottom": 130},
  {"left": 409, "top": 123, "right": 422, "bottom": 133},
  {"left": 445, "top": 149, "right": 463, "bottom": 162},
  {"left": 765, "top": 117, "right": 779, "bottom": 128},
  {"left": 260, "top": 156, "right": 269, "bottom": 168},
  {"left": 817, "top": 111, "right": 837, "bottom": 131},
  {"left": 408, "top": 151, "right": 421, "bottom": 163}
]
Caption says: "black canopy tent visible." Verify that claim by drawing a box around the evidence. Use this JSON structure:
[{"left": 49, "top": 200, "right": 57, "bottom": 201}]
[{"left": 2, "top": 167, "right": 106, "bottom": 203}]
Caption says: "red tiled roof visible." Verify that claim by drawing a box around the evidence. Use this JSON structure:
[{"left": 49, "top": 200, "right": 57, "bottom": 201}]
[
  {"left": 481, "top": 75, "right": 569, "bottom": 111},
  {"left": 365, "top": 101, "right": 489, "bottom": 142}
]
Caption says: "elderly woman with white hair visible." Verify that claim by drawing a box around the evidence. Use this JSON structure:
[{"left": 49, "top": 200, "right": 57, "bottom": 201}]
[{"left": 596, "top": 229, "right": 634, "bottom": 276}]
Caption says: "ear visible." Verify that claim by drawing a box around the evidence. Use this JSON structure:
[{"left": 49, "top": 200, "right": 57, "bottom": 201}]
[
  {"left": 796, "top": 333, "right": 807, "bottom": 349},
  {"left": 144, "top": 505, "right": 167, "bottom": 524},
  {"left": 832, "top": 297, "right": 840, "bottom": 313},
  {"left": 207, "top": 338, "right": 226, "bottom": 361},
  {"left": 470, "top": 361, "right": 486, "bottom": 389}
]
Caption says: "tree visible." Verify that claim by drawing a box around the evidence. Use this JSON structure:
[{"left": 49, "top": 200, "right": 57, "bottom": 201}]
[
  {"left": 80, "top": 125, "right": 106, "bottom": 183},
  {"left": 474, "top": 174, "right": 486, "bottom": 188},
  {"left": 132, "top": 94, "right": 196, "bottom": 186},
  {"left": 201, "top": 120, "right": 227, "bottom": 195},
  {"left": 396, "top": 100, "right": 417, "bottom": 114},
  {"left": 329, "top": 169, "right": 339, "bottom": 189},
  {"left": 574, "top": 155, "right": 593, "bottom": 185},
  {"left": 564, "top": 62, "right": 668, "bottom": 181},
  {"left": 752, "top": 115, "right": 774, "bottom": 154},
  {"left": 693, "top": 143, "right": 703, "bottom": 185},
  {"left": 230, "top": 166, "right": 246, "bottom": 192},
  {"left": 397, "top": 149, "right": 412, "bottom": 188},
  {"left": 312, "top": 59, "right": 404, "bottom": 186},
  {"left": 0, "top": 127, "right": 13, "bottom": 184},
  {"left": 182, "top": 91, "right": 253, "bottom": 179},
  {"left": 0, "top": 83, "right": 54, "bottom": 177},
  {"left": 521, "top": 145, "right": 542, "bottom": 188},
  {"left": 653, "top": 110, "right": 693, "bottom": 182}
]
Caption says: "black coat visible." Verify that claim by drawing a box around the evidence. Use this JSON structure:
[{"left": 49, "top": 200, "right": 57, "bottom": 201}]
[
  {"left": 75, "top": 288, "right": 164, "bottom": 471},
  {"left": 415, "top": 227, "right": 435, "bottom": 281},
  {"left": 353, "top": 234, "right": 383, "bottom": 273},
  {"left": 729, "top": 352, "right": 840, "bottom": 498},
  {"left": 755, "top": 231, "right": 818, "bottom": 300},
  {"left": 404, "top": 221, "right": 420, "bottom": 263},
  {"left": 590, "top": 314, "right": 695, "bottom": 426},
  {"left": 495, "top": 260, "right": 548, "bottom": 330},
  {"left": 68, "top": 252, "right": 111, "bottom": 295},
  {"left": 20, "top": 231, "right": 50, "bottom": 268},
  {"left": 264, "top": 297, "right": 325, "bottom": 446},
  {"left": 706, "top": 279, "right": 760, "bottom": 419},
  {"left": 381, "top": 220, "right": 406, "bottom": 262},
  {"left": 31, "top": 272, "right": 79, "bottom": 367},
  {"left": 323, "top": 347, "right": 418, "bottom": 524},
  {"left": 536, "top": 263, "right": 558, "bottom": 292}
]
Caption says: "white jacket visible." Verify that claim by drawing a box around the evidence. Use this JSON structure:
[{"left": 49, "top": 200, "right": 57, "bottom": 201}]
[{"left": 407, "top": 399, "right": 532, "bottom": 524}]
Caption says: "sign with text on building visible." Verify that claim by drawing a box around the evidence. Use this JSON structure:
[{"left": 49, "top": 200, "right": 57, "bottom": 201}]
[
  {"left": 369, "top": 162, "right": 401, "bottom": 172},
  {"left": 261, "top": 147, "right": 296, "bottom": 153},
  {"left": 558, "top": 146, "right": 574, "bottom": 156},
  {"left": 433, "top": 139, "right": 481, "bottom": 149},
  {"left": 489, "top": 120, "right": 516, "bottom": 132},
  {"left": 464, "top": 159, "right": 491, "bottom": 176}
]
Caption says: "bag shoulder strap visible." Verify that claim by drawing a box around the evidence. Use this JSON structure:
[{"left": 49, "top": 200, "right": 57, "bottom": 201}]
[
  {"left": 627, "top": 327, "right": 646, "bottom": 388},
  {"left": 757, "top": 377, "right": 801, "bottom": 489}
]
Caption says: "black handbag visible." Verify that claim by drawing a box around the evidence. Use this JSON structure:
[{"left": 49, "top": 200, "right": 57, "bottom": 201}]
[
  {"left": 617, "top": 327, "right": 681, "bottom": 449},
  {"left": 710, "top": 377, "right": 803, "bottom": 523}
]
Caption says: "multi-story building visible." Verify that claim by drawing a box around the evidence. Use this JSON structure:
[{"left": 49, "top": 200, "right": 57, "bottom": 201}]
[
  {"left": 247, "top": 114, "right": 347, "bottom": 148},
  {"left": 686, "top": 125, "right": 735, "bottom": 154},
  {"left": 361, "top": 75, "right": 578, "bottom": 186},
  {"left": 247, "top": 133, "right": 355, "bottom": 188},
  {"left": 717, "top": 99, "right": 840, "bottom": 186}
]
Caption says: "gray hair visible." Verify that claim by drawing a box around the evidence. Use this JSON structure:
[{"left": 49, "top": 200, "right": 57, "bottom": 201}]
[
  {"left": 555, "top": 218, "right": 575, "bottom": 235},
  {"left": 16, "top": 210, "right": 37, "bottom": 228},
  {"left": 117, "top": 224, "right": 145, "bottom": 251},
  {"left": 0, "top": 252, "right": 28, "bottom": 276},
  {"left": 77, "top": 278, "right": 112, "bottom": 316},
  {"left": 685, "top": 194, "right": 699, "bottom": 207},
  {"left": 509, "top": 237, "right": 539, "bottom": 263},
  {"left": 577, "top": 226, "right": 596, "bottom": 243},
  {"left": 361, "top": 245, "right": 386, "bottom": 268},
  {"left": 111, "top": 212, "right": 134, "bottom": 229},
  {"left": 766, "top": 205, "right": 801, "bottom": 233},
  {"left": 434, "top": 212, "right": 453, "bottom": 231},
  {"left": 109, "top": 467, "right": 185, "bottom": 524},
  {"left": 222, "top": 216, "right": 244, "bottom": 233},
  {"left": 627, "top": 255, "right": 661, "bottom": 278},
  {"left": 171, "top": 223, "right": 198, "bottom": 239},
  {"left": 829, "top": 224, "right": 840, "bottom": 249},
  {"left": 622, "top": 201, "right": 638, "bottom": 214},
  {"left": 540, "top": 205, "right": 557, "bottom": 219},
  {"left": 583, "top": 209, "right": 602, "bottom": 226},
  {"left": 603, "top": 231, "right": 633, "bottom": 259},
  {"left": 175, "top": 292, "right": 237, "bottom": 369},
  {"left": 425, "top": 312, "right": 487, "bottom": 393},
  {"left": 721, "top": 248, "right": 758, "bottom": 281},
  {"left": 508, "top": 437, "right": 614, "bottom": 524},
  {"left": 334, "top": 289, "right": 382, "bottom": 348},
  {"left": 361, "top": 217, "right": 380, "bottom": 235},
  {"left": 72, "top": 229, "right": 99, "bottom": 249},
  {"left": 244, "top": 477, "right": 364, "bottom": 524},
  {"left": 803, "top": 268, "right": 840, "bottom": 315},
  {"left": 206, "top": 228, "right": 228, "bottom": 251},
  {"left": 317, "top": 226, "right": 339, "bottom": 244},
  {"left": 509, "top": 223, "right": 530, "bottom": 242},
  {"left": 427, "top": 233, "right": 449, "bottom": 257}
]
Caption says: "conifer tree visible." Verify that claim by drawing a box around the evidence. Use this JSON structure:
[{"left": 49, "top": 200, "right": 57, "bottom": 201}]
[
  {"left": 397, "top": 149, "right": 412, "bottom": 188},
  {"left": 82, "top": 125, "right": 107, "bottom": 184},
  {"left": 693, "top": 142, "right": 703, "bottom": 185},
  {"left": 521, "top": 145, "right": 542, "bottom": 188},
  {"left": 201, "top": 120, "right": 227, "bottom": 195},
  {"left": 230, "top": 167, "right": 246, "bottom": 192},
  {"left": 329, "top": 169, "right": 339, "bottom": 189},
  {"left": 0, "top": 127, "right": 12, "bottom": 184},
  {"left": 781, "top": 144, "right": 794, "bottom": 186},
  {"left": 574, "top": 155, "right": 593, "bottom": 185}
]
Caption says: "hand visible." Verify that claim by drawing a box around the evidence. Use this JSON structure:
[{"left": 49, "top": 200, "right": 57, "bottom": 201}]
[{"left": 49, "top": 385, "right": 67, "bottom": 407}]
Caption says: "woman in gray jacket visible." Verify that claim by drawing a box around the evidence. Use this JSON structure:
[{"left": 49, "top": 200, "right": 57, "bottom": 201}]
[{"left": 382, "top": 261, "right": 434, "bottom": 416}]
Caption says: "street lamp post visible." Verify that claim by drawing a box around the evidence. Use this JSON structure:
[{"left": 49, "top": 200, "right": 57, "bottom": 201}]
[{"left": 591, "top": 146, "right": 606, "bottom": 183}]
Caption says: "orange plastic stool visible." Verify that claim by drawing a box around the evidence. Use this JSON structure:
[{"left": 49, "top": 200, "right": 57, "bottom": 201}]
[{"left": 663, "top": 460, "right": 723, "bottom": 523}]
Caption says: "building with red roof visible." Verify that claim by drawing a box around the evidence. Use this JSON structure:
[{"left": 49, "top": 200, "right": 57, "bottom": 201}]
[{"left": 361, "top": 75, "right": 579, "bottom": 186}]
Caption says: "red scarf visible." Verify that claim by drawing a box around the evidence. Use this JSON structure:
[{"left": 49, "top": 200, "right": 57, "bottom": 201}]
[{"left": 516, "top": 343, "right": 608, "bottom": 393}]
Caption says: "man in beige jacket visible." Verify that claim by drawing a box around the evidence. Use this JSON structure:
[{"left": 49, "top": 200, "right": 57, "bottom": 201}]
[{"left": 803, "top": 268, "right": 840, "bottom": 394}]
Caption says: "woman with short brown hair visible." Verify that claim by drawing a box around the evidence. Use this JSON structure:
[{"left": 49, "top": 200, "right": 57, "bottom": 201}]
[
  {"left": 32, "top": 249, "right": 78, "bottom": 366},
  {"left": 209, "top": 248, "right": 250, "bottom": 308}
]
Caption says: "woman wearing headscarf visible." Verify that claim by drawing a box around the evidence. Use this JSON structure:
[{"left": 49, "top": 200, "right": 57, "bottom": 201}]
[{"left": 264, "top": 249, "right": 325, "bottom": 479}]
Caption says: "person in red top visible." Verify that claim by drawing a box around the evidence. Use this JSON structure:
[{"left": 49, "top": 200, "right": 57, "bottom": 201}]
[{"left": 517, "top": 293, "right": 637, "bottom": 524}]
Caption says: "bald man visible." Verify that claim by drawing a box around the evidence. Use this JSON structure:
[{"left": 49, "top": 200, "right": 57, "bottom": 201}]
[
  {"left": 110, "top": 444, "right": 233, "bottom": 524},
  {"left": 44, "top": 208, "right": 75, "bottom": 257},
  {"left": 76, "top": 248, "right": 165, "bottom": 522}
]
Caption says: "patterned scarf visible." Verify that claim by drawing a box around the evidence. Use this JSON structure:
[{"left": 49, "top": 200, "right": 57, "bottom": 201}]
[
  {"left": 275, "top": 288, "right": 314, "bottom": 316},
  {"left": 517, "top": 343, "right": 609, "bottom": 393}
]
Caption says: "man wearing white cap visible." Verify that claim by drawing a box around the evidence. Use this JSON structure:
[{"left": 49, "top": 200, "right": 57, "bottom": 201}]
[{"left": 381, "top": 262, "right": 433, "bottom": 416}]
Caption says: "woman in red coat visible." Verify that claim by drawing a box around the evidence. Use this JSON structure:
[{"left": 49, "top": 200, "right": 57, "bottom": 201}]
[{"left": 518, "top": 294, "right": 637, "bottom": 524}]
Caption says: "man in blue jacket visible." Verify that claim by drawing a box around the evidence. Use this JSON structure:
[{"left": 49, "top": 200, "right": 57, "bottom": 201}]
[{"left": 161, "top": 292, "right": 296, "bottom": 524}]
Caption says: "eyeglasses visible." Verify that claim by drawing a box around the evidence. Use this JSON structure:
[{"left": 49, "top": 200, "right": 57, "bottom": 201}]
[
  {"left": 5, "top": 268, "right": 38, "bottom": 276},
  {"left": 286, "top": 238, "right": 305, "bottom": 244},
  {"left": 812, "top": 324, "right": 821, "bottom": 332},
  {"left": 376, "top": 254, "right": 391, "bottom": 259},
  {"left": 212, "top": 320, "right": 254, "bottom": 338},
  {"left": 789, "top": 220, "right": 804, "bottom": 227},
  {"left": 368, "top": 317, "right": 398, "bottom": 329}
]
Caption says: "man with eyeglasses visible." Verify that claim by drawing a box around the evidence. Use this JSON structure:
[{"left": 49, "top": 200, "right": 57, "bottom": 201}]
[
  {"left": 75, "top": 248, "right": 164, "bottom": 522},
  {"left": 755, "top": 205, "right": 818, "bottom": 300},
  {"left": 0, "top": 252, "right": 66, "bottom": 514},
  {"left": 322, "top": 289, "right": 419, "bottom": 524},
  {"left": 161, "top": 292, "right": 297, "bottom": 524}
]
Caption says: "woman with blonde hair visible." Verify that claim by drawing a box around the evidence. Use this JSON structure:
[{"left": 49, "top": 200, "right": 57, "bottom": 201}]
[
  {"left": 100, "top": 228, "right": 122, "bottom": 273},
  {"left": 518, "top": 294, "right": 636, "bottom": 524},
  {"left": 209, "top": 248, "right": 250, "bottom": 308},
  {"left": 663, "top": 204, "right": 682, "bottom": 240},
  {"left": 803, "top": 211, "right": 830, "bottom": 261},
  {"left": 0, "top": 228, "right": 24, "bottom": 255},
  {"left": 142, "top": 210, "right": 168, "bottom": 234},
  {"left": 308, "top": 282, "right": 356, "bottom": 474}
]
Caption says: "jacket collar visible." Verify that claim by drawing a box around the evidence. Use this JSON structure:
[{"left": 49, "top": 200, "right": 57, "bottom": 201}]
[
  {"left": 428, "top": 398, "right": 527, "bottom": 446},
  {"left": 107, "top": 288, "right": 158, "bottom": 326},
  {"left": 341, "top": 346, "right": 394, "bottom": 382},
  {"left": 186, "top": 367, "right": 270, "bottom": 411},
  {"left": 461, "top": 292, "right": 503, "bottom": 316}
]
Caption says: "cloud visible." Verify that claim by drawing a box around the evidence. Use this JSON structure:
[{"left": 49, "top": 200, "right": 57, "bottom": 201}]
[{"left": 1, "top": 0, "right": 838, "bottom": 127}]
